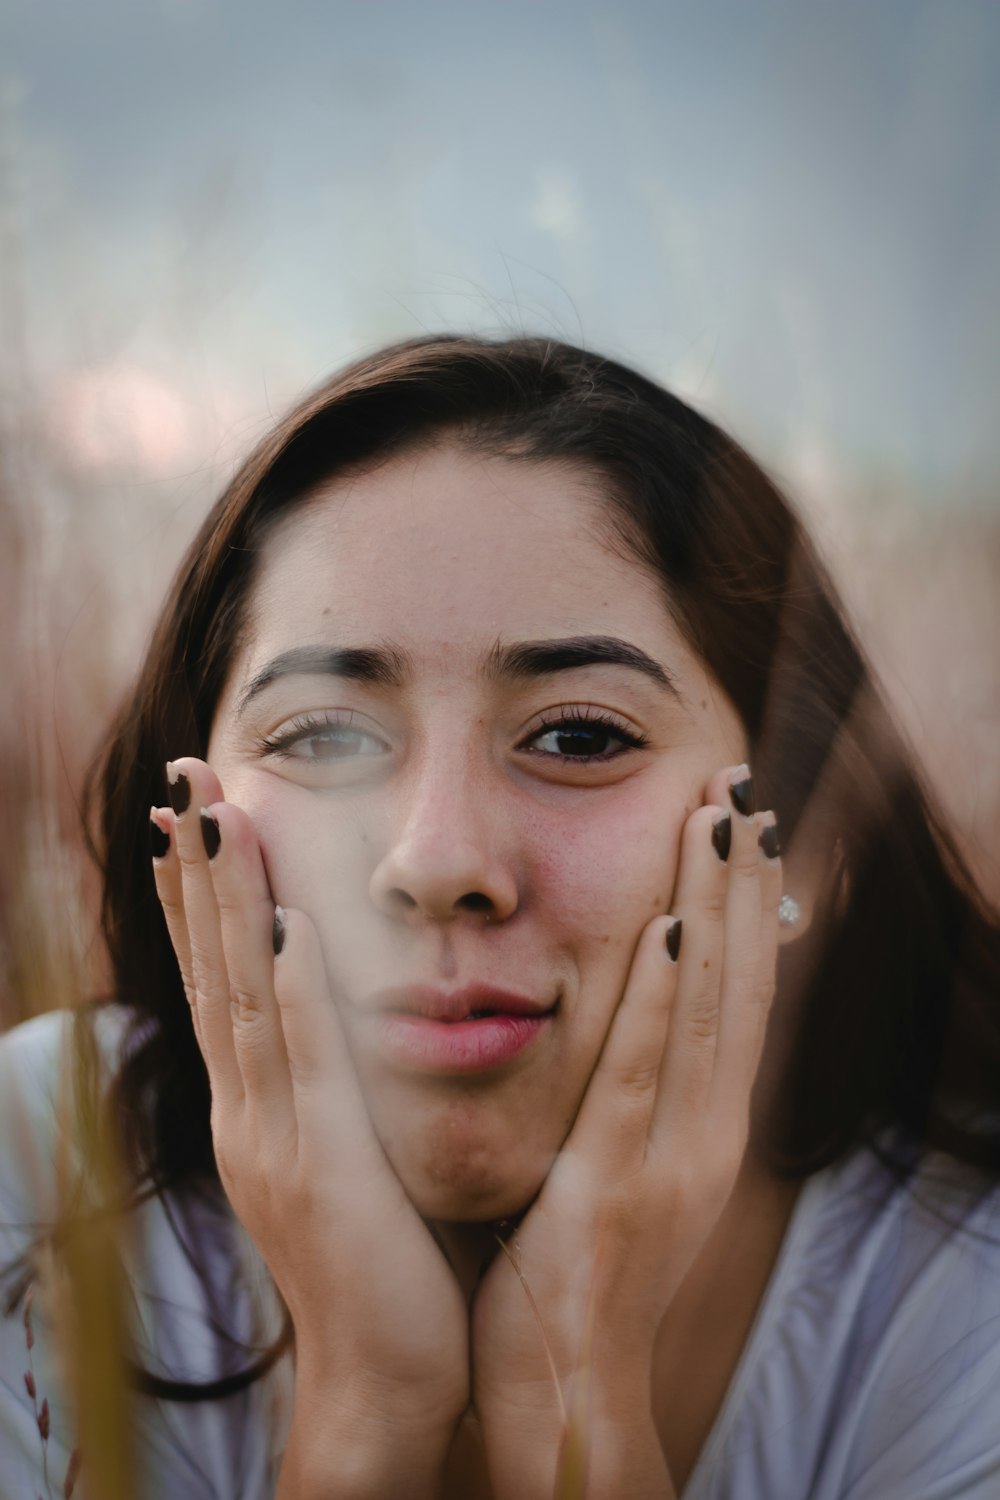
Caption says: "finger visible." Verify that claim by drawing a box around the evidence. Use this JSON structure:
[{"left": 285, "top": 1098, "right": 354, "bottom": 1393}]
[
  {"left": 201, "top": 799, "right": 293, "bottom": 1123},
  {"left": 567, "top": 912, "right": 680, "bottom": 1174},
  {"left": 704, "top": 761, "right": 755, "bottom": 823},
  {"left": 271, "top": 908, "right": 383, "bottom": 1163},
  {"left": 653, "top": 801, "right": 730, "bottom": 1141},
  {"left": 150, "top": 806, "right": 203, "bottom": 1053},
  {"left": 711, "top": 808, "right": 782, "bottom": 1118},
  {"left": 167, "top": 757, "right": 243, "bottom": 1109},
  {"left": 715, "top": 765, "right": 765, "bottom": 1096}
]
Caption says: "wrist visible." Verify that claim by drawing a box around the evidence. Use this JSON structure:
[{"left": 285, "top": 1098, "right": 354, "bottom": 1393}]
[
  {"left": 573, "top": 1407, "right": 675, "bottom": 1500},
  {"left": 278, "top": 1361, "right": 460, "bottom": 1500},
  {"left": 481, "top": 1369, "right": 673, "bottom": 1500}
]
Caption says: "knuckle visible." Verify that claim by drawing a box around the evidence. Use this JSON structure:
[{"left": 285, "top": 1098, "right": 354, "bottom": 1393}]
[
  {"left": 214, "top": 889, "right": 246, "bottom": 916},
  {"left": 285, "top": 1048, "right": 321, "bottom": 1089},
  {"left": 700, "top": 887, "right": 727, "bottom": 921},
  {"left": 229, "top": 983, "right": 265, "bottom": 1025},
  {"left": 615, "top": 1057, "right": 661, "bottom": 1103},
  {"left": 216, "top": 889, "right": 270, "bottom": 923},
  {"left": 729, "top": 851, "right": 760, "bottom": 883},
  {"left": 685, "top": 994, "right": 720, "bottom": 1044}
]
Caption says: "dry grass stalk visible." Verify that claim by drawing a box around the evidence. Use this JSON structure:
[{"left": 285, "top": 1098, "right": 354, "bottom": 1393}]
[{"left": 41, "top": 1021, "right": 138, "bottom": 1500}]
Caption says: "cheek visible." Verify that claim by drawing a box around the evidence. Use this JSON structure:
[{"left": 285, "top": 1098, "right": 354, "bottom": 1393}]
[
  {"left": 214, "top": 770, "right": 348, "bottom": 909},
  {"left": 532, "top": 779, "right": 692, "bottom": 942}
]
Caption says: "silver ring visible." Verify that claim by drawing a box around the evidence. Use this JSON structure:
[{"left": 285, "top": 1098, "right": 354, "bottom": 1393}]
[{"left": 778, "top": 894, "right": 801, "bottom": 927}]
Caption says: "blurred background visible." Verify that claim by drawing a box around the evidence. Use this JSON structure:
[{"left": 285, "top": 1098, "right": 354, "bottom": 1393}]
[{"left": 1, "top": 0, "right": 998, "bottom": 1027}]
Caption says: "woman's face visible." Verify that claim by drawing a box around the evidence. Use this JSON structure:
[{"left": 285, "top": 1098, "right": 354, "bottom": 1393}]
[{"left": 207, "top": 441, "right": 747, "bottom": 1222}]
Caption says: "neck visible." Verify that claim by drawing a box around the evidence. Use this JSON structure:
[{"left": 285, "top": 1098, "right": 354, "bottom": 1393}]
[{"left": 427, "top": 1216, "right": 522, "bottom": 1304}]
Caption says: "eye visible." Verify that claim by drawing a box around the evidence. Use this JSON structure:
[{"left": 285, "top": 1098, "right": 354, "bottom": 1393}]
[
  {"left": 256, "top": 712, "right": 385, "bottom": 762},
  {"left": 521, "top": 706, "right": 649, "bottom": 763}
]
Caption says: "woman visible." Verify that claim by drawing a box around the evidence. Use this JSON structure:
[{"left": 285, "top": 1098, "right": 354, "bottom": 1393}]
[{"left": 2, "top": 333, "right": 999, "bottom": 1499}]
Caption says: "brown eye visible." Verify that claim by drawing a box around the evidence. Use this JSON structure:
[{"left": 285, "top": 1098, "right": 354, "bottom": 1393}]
[{"left": 524, "top": 710, "right": 648, "bottom": 763}]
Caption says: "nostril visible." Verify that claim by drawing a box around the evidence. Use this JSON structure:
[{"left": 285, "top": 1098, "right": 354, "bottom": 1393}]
[
  {"left": 460, "top": 893, "right": 492, "bottom": 915},
  {"left": 386, "top": 888, "right": 419, "bottom": 915}
]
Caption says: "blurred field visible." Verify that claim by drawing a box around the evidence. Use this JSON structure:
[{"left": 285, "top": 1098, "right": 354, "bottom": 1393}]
[{"left": 3, "top": 1, "right": 999, "bottom": 1032}]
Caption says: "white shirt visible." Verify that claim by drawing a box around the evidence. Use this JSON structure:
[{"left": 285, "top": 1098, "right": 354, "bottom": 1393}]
[{"left": 2, "top": 1007, "right": 1000, "bottom": 1499}]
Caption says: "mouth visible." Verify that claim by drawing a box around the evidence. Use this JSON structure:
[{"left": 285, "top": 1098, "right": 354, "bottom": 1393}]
[
  {"left": 372, "top": 983, "right": 558, "bottom": 1023},
  {"left": 365, "top": 984, "right": 559, "bottom": 1073}
]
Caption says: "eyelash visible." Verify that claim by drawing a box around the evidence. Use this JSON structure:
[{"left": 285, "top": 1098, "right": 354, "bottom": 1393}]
[
  {"left": 523, "top": 705, "right": 650, "bottom": 762},
  {"left": 256, "top": 707, "right": 650, "bottom": 765}
]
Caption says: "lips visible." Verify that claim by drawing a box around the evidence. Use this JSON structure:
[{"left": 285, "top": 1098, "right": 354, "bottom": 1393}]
[
  {"left": 369, "top": 983, "right": 558, "bottom": 1023},
  {"left": 363, "top": 983, "right": 559, "bottom": 1074}
]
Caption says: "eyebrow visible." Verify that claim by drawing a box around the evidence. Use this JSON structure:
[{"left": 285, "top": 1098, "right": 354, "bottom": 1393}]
[{"left": 236, "top": 634, "right": 679, "bottom": 716}]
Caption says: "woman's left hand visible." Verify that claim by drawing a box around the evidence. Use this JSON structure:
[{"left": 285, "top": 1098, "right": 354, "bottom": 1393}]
[{"left": 471, "top": 764, "right": 783, "bottom": 1500}]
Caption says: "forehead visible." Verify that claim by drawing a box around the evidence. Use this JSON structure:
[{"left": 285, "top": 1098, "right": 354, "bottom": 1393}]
[{"left": 245, "top": 442, "right": 672, "bottom": 653}]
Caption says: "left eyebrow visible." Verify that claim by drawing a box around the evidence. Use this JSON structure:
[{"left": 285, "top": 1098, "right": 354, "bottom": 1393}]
[
  {"left": 482, "top": 636, "right": 679, "bottom": 696},
  {"left": 236, "top": 633, "right": 680, "bottom": 717}
]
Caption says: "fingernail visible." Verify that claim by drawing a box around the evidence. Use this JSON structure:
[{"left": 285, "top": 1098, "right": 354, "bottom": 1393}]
[
  {"left": 149, "top": 811, "right": 170, "bottom": 860},
  {"left": 167, "top": 766, "right": 191, "bottom": 816},
  {"left": 665, "top": 918, "right": 682, "bottom": 962},
  {"left": 200, "top": 809, "right": 221, "bottom": 860},
  {"left": 759, "top": 822, "right": 781, "bottom": 859},
  {"left": 729, "top": 767, "right": 755, "bottom": 818},
  {"left": 711, "top": 813, "right": 732, "bottom": 861},
  {"left": 272, "top": 906, "right": 286, "bottom": 956}
]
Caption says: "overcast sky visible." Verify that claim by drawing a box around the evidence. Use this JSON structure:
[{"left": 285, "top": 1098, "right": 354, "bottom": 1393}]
[{"left": 3, "top": 0, "right": 999, "bottom": 501}]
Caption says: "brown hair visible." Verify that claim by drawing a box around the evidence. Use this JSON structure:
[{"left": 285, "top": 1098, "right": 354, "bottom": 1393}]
[{"left": 10, "top": 333, "right": 1000, "bottom": 1400}]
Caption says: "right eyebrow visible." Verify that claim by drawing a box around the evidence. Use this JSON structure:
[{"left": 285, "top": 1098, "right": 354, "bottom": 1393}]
[{"left": 236, "top": 646, "right": 408, "bottom": 716}]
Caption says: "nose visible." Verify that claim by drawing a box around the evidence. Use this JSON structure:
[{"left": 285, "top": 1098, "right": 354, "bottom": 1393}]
[{"left": 368, "top": 753, "right": 519, "bottom": 927}]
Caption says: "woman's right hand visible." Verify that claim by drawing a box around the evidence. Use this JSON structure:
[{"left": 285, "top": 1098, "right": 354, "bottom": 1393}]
[{"left": 150, "top": 756, "right": 470, "bottom": 1491}]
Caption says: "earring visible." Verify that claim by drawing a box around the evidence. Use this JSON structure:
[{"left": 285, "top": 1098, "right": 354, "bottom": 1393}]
[{"left": 778, "top": 894, "right": 801, "bottom": 927}]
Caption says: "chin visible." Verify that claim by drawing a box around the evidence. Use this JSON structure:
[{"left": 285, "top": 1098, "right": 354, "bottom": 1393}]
[
  {"left": 412, "top": 1178, "right": 539, "bottom": 1225},
  {"left": 387, "top": 1136, "right": 548, "bottom": 1225}
]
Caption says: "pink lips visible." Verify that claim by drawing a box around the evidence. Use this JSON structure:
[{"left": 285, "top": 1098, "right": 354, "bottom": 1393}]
[{"left": 367, "top": 983, "right": 557, "bottom": 1074}]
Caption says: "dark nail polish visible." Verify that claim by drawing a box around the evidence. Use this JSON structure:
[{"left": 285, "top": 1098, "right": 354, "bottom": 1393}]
[
  {"left": 149, "top": 817, "right": 170, "bottom": 860},
  {"left": 665, "top": 918, "right": 683, "bottom": 962},
  {"left": 272, "top": 906, "right": 286, "bottom": 956},
  {"left": 200, "top": 811, "right": 221, "bottom": 860},
  {"left": 168, "top": 771, "right": 191, "bottom": 816},
  {"left": 729, "top": 775, "right": 755, "bottom": 818},
  {"left": 711, "top": 814, "right": 732, "bottom": 862},
  {"left": 759, "top": 823, "right": 781, "bottom": 859}
]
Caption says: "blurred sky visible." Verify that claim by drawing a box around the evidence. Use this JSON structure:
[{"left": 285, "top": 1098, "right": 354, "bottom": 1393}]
[{"left": 2, "top": 0, "right": 999, "bottom": 504}]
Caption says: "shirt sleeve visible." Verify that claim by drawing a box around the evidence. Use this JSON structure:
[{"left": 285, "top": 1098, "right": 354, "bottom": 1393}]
[
  {"left": 0, "top": 1009, "right": 287, "bottom": 1499},
  {"left": 0, "top": 1012, "right": 82, "bottom": 1500},
  {"left": 836, "top": 1194, "right": 1000, "bottom": 1500}
]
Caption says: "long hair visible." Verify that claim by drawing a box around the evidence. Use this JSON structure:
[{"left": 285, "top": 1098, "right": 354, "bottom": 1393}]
[{"left": 10, "top": 334, "right": 1000, "bottom": 1400}]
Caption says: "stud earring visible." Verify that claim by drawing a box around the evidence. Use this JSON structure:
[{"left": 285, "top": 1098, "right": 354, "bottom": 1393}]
[{"left": 778, "top": 894, "right": 801, "bottom": 927}]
